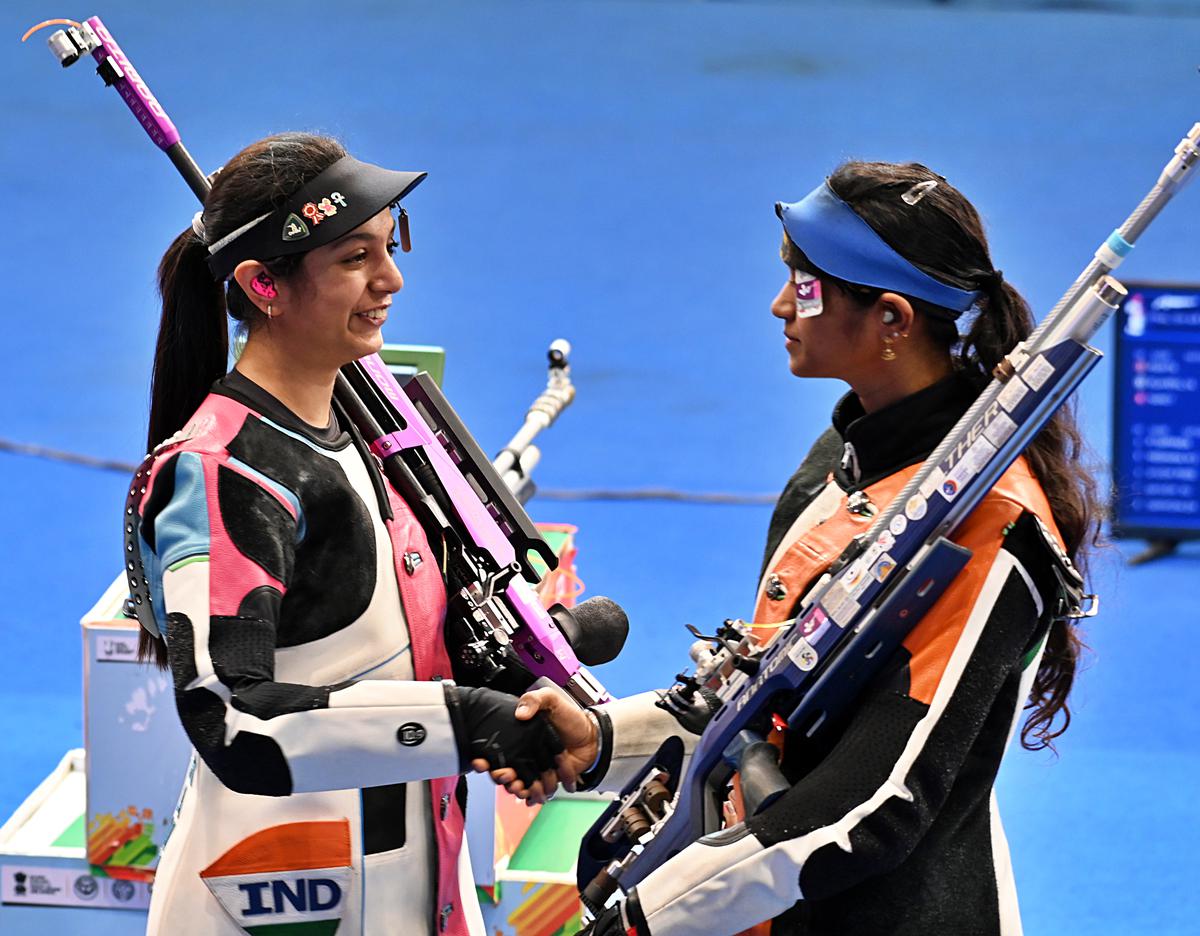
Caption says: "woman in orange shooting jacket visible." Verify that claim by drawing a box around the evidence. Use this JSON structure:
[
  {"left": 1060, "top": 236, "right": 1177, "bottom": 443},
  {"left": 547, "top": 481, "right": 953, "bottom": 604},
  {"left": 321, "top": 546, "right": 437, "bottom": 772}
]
[{"left": 503, "top": 161, "right": 1098, "bottom": 936}]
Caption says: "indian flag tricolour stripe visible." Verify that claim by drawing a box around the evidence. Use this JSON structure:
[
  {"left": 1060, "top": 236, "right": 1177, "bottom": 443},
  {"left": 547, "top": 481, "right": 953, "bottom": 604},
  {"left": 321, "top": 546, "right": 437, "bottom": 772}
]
[{"left": 200, "top": 821, "right": 352, "bottom": 936}]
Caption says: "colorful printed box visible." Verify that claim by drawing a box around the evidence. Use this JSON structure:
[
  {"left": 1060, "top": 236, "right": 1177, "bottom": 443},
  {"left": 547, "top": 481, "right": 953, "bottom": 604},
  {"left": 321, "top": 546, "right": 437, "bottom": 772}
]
[
  {"left": 82, "top": 575, "right": 193, "bottom": 875},
  {"left": 471, "top": 781, "right": 611, "bottom": 936}
]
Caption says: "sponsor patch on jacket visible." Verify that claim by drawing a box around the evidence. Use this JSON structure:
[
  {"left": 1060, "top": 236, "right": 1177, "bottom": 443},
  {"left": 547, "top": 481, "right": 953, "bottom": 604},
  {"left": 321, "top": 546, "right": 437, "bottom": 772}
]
[{"left": 200, "top": 820, "right": 352, "bottom": 935}]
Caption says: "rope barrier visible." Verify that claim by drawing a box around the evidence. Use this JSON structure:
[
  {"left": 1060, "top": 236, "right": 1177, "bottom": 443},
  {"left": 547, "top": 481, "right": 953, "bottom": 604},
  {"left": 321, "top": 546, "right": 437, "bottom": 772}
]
[{"left": 0, "top": 437, "right": 779, "bottom": 507}]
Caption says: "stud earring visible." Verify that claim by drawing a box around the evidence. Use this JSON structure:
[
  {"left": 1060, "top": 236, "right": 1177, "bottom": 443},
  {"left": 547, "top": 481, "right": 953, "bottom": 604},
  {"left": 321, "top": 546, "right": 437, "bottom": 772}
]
[{"left": 881, "top": 335, "right": 897, "bottom": 361}]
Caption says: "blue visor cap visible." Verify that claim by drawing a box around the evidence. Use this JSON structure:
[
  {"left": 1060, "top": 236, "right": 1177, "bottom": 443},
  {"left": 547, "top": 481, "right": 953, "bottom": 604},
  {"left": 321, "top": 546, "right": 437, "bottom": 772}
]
[{"left": 776, "top": 182, "right": 981, "bottom": 316}]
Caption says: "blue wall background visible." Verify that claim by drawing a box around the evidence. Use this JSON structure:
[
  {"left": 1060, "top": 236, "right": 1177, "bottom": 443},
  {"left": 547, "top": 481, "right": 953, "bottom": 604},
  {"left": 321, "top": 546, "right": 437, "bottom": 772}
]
[{"left": 1, "top": 1, "right": 1198, "bottom": 932}]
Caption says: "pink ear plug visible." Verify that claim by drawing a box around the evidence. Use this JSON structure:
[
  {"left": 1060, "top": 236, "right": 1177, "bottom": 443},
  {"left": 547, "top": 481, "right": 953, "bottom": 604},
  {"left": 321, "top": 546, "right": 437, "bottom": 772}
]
[{"left": 251, "top": 273, "right": 277, "bottom": 300}]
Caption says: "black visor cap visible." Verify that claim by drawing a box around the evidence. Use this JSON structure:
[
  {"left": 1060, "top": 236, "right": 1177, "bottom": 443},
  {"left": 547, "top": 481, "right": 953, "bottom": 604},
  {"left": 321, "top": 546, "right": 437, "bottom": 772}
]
[{"left": 207, "top": 155, "right": 426, "bottom": 281}]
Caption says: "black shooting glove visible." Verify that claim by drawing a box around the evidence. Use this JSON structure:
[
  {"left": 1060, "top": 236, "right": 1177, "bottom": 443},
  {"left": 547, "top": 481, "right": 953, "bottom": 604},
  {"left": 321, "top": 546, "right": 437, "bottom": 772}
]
[
  {"left": 578, "top": 897, "right": 649, "bottom": 936},
  {"left": 444, "top": 684, "right": 563, "bottom": 785},
  {"left": 577, "top": 904, "right": 619, "bottom": 936}
]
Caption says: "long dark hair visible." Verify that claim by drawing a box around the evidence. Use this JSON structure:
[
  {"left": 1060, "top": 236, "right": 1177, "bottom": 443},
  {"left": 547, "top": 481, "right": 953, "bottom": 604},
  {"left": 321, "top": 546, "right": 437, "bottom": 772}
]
[
  {"left": 783, "top": 161, "right": 1099, "bottom": 751},
  {"left": 139, "top": 132, "right": 347, "bottom": 667}
]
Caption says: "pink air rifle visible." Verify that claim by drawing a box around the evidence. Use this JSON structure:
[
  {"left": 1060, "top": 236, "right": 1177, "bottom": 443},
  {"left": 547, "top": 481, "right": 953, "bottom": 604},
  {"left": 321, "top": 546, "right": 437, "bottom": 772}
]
[{"left": 38, "top": 15, "right": 623, "bottom": 706}]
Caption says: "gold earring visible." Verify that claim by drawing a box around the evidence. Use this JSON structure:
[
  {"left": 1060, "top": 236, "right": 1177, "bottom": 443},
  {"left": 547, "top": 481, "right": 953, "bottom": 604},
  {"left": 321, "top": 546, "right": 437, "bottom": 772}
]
[
  {"left": 266, "top": 303, "right": 274, "bottom": 319},
  {"left": 881, "top": 335, "right": 897, "bottom": 361}
]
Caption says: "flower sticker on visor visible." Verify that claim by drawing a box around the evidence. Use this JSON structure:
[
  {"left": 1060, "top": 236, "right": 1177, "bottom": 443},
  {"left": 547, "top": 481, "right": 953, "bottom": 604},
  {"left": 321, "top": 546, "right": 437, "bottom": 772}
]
[{"left": 792, "top": 269, "right": 824, "bottom": 318}]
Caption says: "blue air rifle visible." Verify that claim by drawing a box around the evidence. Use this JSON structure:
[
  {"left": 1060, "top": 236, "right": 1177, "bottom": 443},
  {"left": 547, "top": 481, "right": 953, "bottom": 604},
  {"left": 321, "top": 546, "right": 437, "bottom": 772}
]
[
  {"left": 576, "top": 122, "right": 1200, "bottom": 912},
  {"left": 34, "top": 15, "right": 625, "bottom": 706}
]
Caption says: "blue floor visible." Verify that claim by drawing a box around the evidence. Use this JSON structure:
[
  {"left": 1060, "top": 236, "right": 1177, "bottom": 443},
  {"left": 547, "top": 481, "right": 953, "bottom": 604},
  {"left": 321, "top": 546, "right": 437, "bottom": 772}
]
[{"left": 2, "top": 1, "right": 1199, "bottom": 932}]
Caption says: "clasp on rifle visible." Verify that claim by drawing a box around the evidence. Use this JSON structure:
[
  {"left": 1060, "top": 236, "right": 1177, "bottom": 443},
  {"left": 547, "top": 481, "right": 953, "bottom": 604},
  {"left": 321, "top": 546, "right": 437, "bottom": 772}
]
[
  {"left": 846, "top": 491, "right": 876, "bottom": 518},
  {"left": 1067, "top": 593, "right": 1099, "bottom": 619}
]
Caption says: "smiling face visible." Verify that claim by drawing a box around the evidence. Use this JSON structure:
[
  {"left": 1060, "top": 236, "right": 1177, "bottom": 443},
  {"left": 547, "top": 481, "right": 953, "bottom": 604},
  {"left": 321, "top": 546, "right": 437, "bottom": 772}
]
[
  {"left": 243, "top": 207, "right": 404, "bottom": 374},
  {"left": 288, "top": 207, "right": 403, "bottom": 367}
]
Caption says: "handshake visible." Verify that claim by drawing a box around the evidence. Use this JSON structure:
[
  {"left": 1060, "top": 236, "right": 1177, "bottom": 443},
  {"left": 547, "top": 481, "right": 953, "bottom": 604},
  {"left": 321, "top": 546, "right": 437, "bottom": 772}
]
[
  {"left": 448, "top": 684, "right": 599, "bottom": 804},
  {"left": 450, "top": 686, "right": 642, "bottom": 936}
]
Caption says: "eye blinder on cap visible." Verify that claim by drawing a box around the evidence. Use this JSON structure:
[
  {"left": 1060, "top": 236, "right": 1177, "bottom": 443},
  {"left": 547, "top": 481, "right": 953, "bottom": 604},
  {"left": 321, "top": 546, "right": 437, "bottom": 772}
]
[
  {"left": 790, "top": 268, "right": 824, "bottom": 318},
  {"left": 775, "top": 182, "right": 981, "bottom": 317},
  {"left": 206, "top": 155, "right": 427, "bottom": 281},
  {"left": 397, "top": 206, "right": 412, "bottom": 253}
]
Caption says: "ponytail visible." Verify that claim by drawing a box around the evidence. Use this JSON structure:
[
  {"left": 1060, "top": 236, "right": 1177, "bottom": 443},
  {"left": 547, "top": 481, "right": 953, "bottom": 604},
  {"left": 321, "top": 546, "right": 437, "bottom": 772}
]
[
  {"left": 964, "top": 277, "right": 1097, "bottom": 751},
  {"left": 146, "top": 228, "right": 228, "bottom": 453},
  {"left": 959, "top": 279, "right": 1031, "bottom": 375}
]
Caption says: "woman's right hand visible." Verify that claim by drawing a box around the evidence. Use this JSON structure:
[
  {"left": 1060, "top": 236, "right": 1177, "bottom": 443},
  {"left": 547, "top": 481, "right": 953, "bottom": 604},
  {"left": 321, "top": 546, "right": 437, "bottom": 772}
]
[
  {"left": 489, "top": 686, "right": 600, "bottom": 804},
  {"left": 445, "top": 685, "right": 563, "bottom": 787}
]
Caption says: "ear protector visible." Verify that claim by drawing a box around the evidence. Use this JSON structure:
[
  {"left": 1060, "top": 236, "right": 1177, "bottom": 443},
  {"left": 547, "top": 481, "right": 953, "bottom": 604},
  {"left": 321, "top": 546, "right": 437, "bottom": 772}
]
[{"left": 251, "top": 273, "right": 278, "bottom": 300}]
